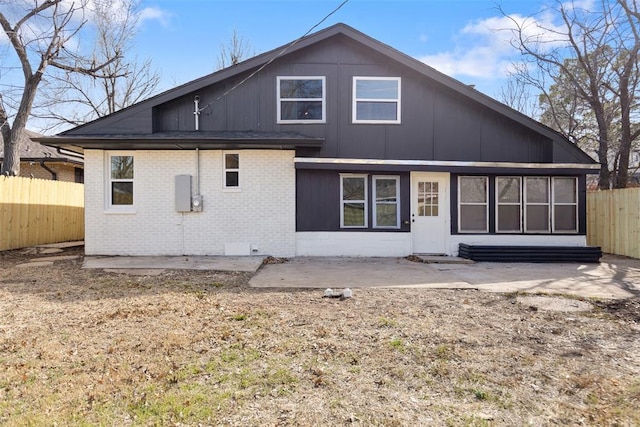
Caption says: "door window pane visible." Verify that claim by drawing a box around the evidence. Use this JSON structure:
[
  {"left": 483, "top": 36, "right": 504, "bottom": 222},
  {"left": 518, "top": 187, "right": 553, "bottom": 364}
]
[{"left": 417, "top": 181, "right": 438, "bottom": 217}]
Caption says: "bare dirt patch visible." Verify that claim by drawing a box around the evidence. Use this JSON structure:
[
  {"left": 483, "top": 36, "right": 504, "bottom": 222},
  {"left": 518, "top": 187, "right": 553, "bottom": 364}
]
[{"left": 1, "top": 247, "right": 639, "bottom": 426}]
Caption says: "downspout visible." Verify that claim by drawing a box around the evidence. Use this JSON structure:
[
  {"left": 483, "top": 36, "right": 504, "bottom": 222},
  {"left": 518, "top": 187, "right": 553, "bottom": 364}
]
[{"left": 39, "top": 159, "right": 57, "bottom": 180}]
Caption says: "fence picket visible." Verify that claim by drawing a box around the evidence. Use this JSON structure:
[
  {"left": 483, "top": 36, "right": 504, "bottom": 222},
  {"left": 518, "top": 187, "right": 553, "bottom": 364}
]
[
  {"left": 0, "top": 176, "right": 84, "bottom": 251},
  {"left": 587, "top": 188, "right": 640, "bottom": 259}
]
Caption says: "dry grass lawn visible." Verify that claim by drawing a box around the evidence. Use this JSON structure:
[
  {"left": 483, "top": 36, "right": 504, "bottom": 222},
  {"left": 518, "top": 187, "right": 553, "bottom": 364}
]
[{"left": 1, "top": 246, "right": 639, "bottom": 426}]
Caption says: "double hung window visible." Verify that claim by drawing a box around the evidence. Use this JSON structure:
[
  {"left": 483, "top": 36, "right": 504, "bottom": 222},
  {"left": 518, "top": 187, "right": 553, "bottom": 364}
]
[
  {"left": 496, "top": 177, "right": 522, "bottom": 232},
  {"left": 224, "top": 153, "right": 240, "bottom": 189},
  {"left": 373, "top": 176, "right": 400, "bottom": 228},
  {"left": 552, "top": 177, "right": 578, "bottom": 232},
  {"left": 353, "top": 77, "right": 401, "bottom": 123},
  {"left": 340, "top": 174, "right": 368, "bottom": 228},
  {"left": 107, "top": 154, "right": 134, "bottom": 210},
  {"left": 277, "top": 77, "right": 326, "bottom": 123},
  {"left": 458, "top": 176, "right": 488, "bottom": 232}
]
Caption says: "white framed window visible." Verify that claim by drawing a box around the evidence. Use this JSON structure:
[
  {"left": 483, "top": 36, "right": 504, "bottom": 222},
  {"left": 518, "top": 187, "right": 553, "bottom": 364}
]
[
  {"left": 223, "top": 152, "right": 240, "bottom": 190},
  {"left": 524, "top": 177, "right": 550, "bottom": 233},
  {"left": 373, "top": 175, "right": 400, "bottom": 228},
  {"left": 277, "top": 76, "right": 326, "bottom": 123},
  {"left": 106, "top": 152, "right": 134, "bottom": 211},
  {"left": 458, "top": 176, "right": 488, "bottom": 233},
  {"left": 552, "top": 177, "right": 578, "bottom": 233},
  {"left": 340, "top": 174, "right": 368, "bottom": 228},
  {"left": 496, "top": 177, "right": 522, "bottom": 232},
  {"left": 352, "top": 77, "right": 401, "bottom": 123}
]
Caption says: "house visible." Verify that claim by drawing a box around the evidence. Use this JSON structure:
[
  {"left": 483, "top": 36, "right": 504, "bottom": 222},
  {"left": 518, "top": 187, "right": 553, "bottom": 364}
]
[
  {"left": 38, "top": 24, "right": 599, "bottom": 259},
  {"left": 1, "top": 130, "right": 84, "bottom": 182}
]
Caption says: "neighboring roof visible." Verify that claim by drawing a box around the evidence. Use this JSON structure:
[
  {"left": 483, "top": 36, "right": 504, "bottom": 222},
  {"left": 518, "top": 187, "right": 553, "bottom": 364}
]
[
  {"left": 40, "top": 23, "right": 595, "bottom": 165},
  {"left": 34, "top": 131, "right": 324, "bottom": 153},
  {"left": 0, "top": 130, "right": 83, "bottom": 164}
]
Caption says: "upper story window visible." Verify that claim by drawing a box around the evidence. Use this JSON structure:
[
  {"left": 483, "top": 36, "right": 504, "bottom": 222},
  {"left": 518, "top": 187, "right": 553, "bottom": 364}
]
[
  {"left": 353, "top": 77, "right": 401, "bottom": 124},
  {"left": 277, "top": 76, "right": 326, "bottom": 123},
  {"left": 107, "top": 153, "right": 134, "bottom": 210}
]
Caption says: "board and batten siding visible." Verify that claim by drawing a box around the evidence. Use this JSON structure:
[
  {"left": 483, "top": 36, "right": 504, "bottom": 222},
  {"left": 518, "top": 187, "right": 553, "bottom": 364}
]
[{"left": 84, "top": 149, "right": 296, "bottom": 256}]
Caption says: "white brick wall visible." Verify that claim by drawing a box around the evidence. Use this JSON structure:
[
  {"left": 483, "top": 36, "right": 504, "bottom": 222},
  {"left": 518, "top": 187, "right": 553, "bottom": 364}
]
[{"left": 84, "top": 149, "right": 296, "bottom": 256}]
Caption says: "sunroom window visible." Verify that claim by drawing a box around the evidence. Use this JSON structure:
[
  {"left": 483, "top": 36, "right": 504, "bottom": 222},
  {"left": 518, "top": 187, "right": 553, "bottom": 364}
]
[
  {"left": 277, "top": 77, "right": 325, "bottom": 123},
  {"left": 525, "top": 177, "right": 550, "bottom": 232},
  {"left": 458, "top": 176, "right": 488, "bottom": 232},
  {"left": 353, "top": 77, "right": 401, "bottom": 123},
  {"left": 552, "top": 177, "right": 578, "bottom": 232},
  {"left": 496, "top": 177, "right": 522, "bottom": 232}
]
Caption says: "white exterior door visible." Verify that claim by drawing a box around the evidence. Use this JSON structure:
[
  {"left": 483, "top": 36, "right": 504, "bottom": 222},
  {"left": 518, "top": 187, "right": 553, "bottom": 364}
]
[{"left": 411, "top": 172, "right": 449, "bottom": 254}]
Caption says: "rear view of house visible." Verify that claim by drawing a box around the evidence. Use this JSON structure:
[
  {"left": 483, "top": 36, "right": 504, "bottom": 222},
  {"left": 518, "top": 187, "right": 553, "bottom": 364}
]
[{"left": 39, "top": 24, "right": 599, "bottom": 258}]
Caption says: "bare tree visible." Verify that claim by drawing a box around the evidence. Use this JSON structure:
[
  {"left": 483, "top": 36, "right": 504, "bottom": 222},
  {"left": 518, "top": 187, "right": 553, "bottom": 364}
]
[
  {"left": 502, "top": 0, "right": 640, "bottom": 189},
  {"left": 216, "top": 28, "right": 254, "bottom": 70},
  {"left": 498, "top": 72, "right": 541, "bottom": 118},
  {"left": 34, "top": 0, "right": 161, "bottom": 131},
  {"left": 0, "top": 0, "right": 122, "bottom": 176}
]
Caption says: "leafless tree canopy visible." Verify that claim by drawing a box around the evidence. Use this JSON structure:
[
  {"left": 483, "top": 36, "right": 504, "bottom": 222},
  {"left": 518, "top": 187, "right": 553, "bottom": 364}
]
[
  {"left": 216, "top": 29, "right": 254, "bottom": 71},
  {"left": 34, "top": 0, "right": 161, "bottom": 132},
  {"left": 502, "top": 0, "right": 640, "bottom": 189},
  {"left": 0, "top": 0, "right": 158, "bottom": 176}
]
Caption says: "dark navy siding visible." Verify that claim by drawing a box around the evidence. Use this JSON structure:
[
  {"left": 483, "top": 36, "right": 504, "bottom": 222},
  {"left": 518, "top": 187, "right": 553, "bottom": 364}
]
[{"left": 296, "top": 169, "right": 411, "bottom": 232}]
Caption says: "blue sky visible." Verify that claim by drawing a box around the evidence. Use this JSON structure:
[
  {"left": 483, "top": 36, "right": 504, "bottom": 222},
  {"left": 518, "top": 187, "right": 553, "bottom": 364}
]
[{"left": 134, "top": 0, "right": 550, "bottom": 98}]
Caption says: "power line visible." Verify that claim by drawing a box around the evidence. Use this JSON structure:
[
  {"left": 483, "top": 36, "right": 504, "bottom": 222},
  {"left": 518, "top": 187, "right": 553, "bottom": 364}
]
[{"left": 198, "top": 0, "right": 350, "bottom": 115}]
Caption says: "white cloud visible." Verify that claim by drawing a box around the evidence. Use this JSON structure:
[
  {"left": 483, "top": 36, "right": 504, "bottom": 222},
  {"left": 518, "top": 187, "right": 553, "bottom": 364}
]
[
  {"left": 139, "top": 6, "right": 171, "bottom": 28},
  {"left": 417, "top": 9, "right": 570, "bottom": 81}
]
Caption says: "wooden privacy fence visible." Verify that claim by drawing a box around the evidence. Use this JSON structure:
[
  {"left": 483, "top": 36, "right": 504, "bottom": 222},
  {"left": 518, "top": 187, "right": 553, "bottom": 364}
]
[
  {"left": 0, "top": 176, "right": 84, "bottom": 251},
  {"left": 587, "top": 188, "right": 640, "bottom": 259}
]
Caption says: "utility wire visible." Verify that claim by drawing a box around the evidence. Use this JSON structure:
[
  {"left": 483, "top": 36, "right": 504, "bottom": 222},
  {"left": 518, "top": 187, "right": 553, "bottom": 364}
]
[{"left": 198, "top": 0, "right": 350, "bottom": 115}]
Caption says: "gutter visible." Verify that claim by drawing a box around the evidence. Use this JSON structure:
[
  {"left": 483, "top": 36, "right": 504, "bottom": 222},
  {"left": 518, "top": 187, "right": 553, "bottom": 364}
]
[{"left": 39, "top": 159, "right": 58, "bottom": 180}]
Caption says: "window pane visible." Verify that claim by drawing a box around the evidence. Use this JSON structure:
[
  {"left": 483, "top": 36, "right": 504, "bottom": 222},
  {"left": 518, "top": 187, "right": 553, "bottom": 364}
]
[
  {"left": 111, "top": 156, "right": 133, "bottom": 179},
  {"left": 343, "top": 177, "right": 365, "bottom": 200},
  {"left": 375, "top": 179, "right": 397, "bottom": 202},
  {"left": 554, "top": 205, "right": 577, "bottom": 231},
  {"left": 376, "top": 204, "right": 397, "bottom": 227},
  {"left": 356, "top": 80, "right": 398, "bottom": 99},
  {"left": 526, "top": 205, "right": 549, "bottom": 231},
  {"left": 460, "top": 177, "right": 487, "bottom": 203},
  {"left": 356, "top": 102, "right": 397, "bottom": 121},
  {"left": 112, "top": 182, "right": 133, "bottom": 205},
  {"left": 497, "top": 177, "right": 520, "bottom": 203},
  {"left": 498, "top": 205, "right": 521, "bottom": 231},
  {"left": 460, "top": 205, "right": 487, "bottom": 231},
  {"left": 280, "top": 79, "right": 323, "bottom": 98},
  {"left": 225, "top": 154, "right": 239, "bottom": 169},
  {"left": 526, "top": 178, "right": 549, "bottom": 203},
  {"left": 343, "top": 203, "right": 365, "bottom": 226},
  {"left": 554, "top": 178, "right": 577, "bottom": 203},
  {"left": 225, "top": 171, "right": 239, "bottom": 187},
  {"left": 280, "top": 101, "right": 323, "bottom": 120}
]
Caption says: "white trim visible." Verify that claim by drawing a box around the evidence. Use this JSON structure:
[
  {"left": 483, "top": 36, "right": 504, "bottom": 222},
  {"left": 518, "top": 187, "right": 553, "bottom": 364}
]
[
  {"left": 105, "top": 151, "right": 135, "bottom": 213},
  {"left": 294, "top": 157, "right": 601, "bottom": 170},
  {"left": 296, "top": 232, "right": 411, "bottom": 257},
  {"left": 340, "top": 173, "right": 368, "bottom": 228},
  {"left": 352, "top": 76, "right": 401, "bottom": 124},
  {"left": 223, "top": 151, "right": 240, "bottom": 191},
  {"left": 372, "top": 175, "right": 400, "bottom": 229},
  {"left": 277, "top": 76, "right": 326, "bottom": 124},
  {"left": 458, "top": 176, "right": 489, "bottom": 233}
]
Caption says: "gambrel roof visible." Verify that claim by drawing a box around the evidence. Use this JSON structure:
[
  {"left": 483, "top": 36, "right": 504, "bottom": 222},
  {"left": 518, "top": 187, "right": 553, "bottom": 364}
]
[{"left": 37, "top": 23, "right": 596, "bottom": 166}]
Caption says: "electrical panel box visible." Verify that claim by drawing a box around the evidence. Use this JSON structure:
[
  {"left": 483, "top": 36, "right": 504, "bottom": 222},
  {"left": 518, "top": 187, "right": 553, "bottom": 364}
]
[{"left": 175, "top": 175, "right": 192, "bottom": 212}]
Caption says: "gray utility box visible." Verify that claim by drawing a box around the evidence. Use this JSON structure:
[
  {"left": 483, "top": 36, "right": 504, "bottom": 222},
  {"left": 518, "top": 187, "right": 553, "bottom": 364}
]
[{"left": 175, "top": 175, "right": 192, "bottom": 212}]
